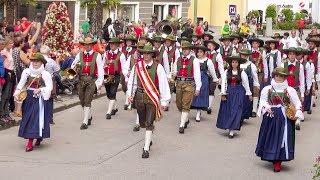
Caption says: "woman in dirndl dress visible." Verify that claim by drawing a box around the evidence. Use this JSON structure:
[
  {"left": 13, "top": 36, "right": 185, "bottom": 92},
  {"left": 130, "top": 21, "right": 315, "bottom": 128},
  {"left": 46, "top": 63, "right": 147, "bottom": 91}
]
[
  {"left": 255, "top": 67, "right": 303, "bottom": 172},
  {"left": 14, "top": 53, "right": 53, "bottom": 152},
  {"left": 216, "top": 56, "right": 252, "bottom": 138},
  {"left": 191, "top": 45, "right": 219, "bottom": 122}
]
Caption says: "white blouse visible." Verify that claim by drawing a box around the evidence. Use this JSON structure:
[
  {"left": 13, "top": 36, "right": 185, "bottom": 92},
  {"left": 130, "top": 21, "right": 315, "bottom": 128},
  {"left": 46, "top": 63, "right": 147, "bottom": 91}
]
[
  {"left": 240, "top": 60, "right": 260, "bottom": 87},
  {"left": 263, "top": 49, "right": 282, "bottom": 79},
  {"left": 14, "top": 66, "right": 53, "bottom": 101},
  {"left": 220, "top": 69, "right": 252, "bottom": 96},
  {"left": 257, "top": 79, "right": 304, "bottom": 120}
]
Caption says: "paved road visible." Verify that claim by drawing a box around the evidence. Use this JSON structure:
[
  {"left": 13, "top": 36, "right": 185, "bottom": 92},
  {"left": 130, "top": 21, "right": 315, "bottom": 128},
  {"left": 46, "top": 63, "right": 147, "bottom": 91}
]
[{"left": 0, "top": 92, "right": 319, "bottom": 180}]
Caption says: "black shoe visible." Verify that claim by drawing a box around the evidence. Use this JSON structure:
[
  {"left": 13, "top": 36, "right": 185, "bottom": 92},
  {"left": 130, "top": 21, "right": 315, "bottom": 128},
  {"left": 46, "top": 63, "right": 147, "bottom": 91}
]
[
  {"left": 184, "top": 120, "right": 190, "bottom": 129},
  {"left": 124, "top": 105, "right": 129, "bottom": 110},
  {"left": 80, "top": 123, "right": 88, "bottom": 130},
  {"left": 106, "top": 114, "right": 112, "bottom": 120},
  {"left": 35, "top": 138, "right": 43, "bottom": 146},
  {"left": 207, "top": 108, "right": 212, "bottom": 114},
  {"left": 164, "top": 107, "right": 169, "bottom": 111},
  {"left": 150, "top": 141, "right": 153, "bottom": 148},
  {"left": 251, "top": 112, "right": 257, "bottom": 117},
  {"left": 88, "top": 117, "right": 93, "bottom": 126},
  {"left": 133, "top": 125, "right": 140, "bottom": 132},
  {"left": 142, "top": 150, "right": 149, "bottom": 158},
  {"left": 179, "top": 127, "right": 184, "bottom": 134},
  {"left": 313, "top": 103, "right": 316, "bottom": 107},
  {"left": 295, "top": 125, "right": 301, "bottom": 131},
  {"left": 196, "top": 119, "right": 200, "bottom": 122},
  {"left": 228, "top": 134, "right": 234, "bottom": 139},
  {"left": 307, "top": 110, "right": 312, "bottom": 114},
  {"left": 111, "top": 109, "right": 118, "bottom": 116}
]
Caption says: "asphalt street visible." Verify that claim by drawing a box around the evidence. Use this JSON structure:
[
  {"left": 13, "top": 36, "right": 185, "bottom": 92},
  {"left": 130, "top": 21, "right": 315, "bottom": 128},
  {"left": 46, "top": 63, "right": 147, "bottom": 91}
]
[{"left": 0, "top": 92, "right": 319, "bottom": 180}]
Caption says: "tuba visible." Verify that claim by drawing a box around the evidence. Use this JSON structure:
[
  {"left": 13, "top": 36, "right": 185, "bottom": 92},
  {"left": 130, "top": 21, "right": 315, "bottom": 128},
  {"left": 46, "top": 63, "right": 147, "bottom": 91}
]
[{"left": 155, "top": 20, "right": 178, "bottom": 37}]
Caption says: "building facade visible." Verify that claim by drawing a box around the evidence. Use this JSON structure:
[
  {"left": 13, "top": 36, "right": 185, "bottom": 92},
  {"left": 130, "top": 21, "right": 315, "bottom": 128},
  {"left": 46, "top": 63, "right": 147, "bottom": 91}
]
[{"left": 188, "top": 0, "right": 247, "bottom": 26}]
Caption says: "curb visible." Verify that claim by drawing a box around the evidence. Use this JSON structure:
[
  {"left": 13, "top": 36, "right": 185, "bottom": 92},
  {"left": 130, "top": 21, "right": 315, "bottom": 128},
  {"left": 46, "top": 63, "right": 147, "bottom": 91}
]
[{"left": 53, "top": 93, "right": 107, "bottom": 113}]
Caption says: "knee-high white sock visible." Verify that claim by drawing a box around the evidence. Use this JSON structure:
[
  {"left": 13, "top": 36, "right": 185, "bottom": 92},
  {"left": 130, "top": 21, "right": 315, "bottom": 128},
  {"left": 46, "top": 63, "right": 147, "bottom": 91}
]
[
  {"left": 296, "top": 119, "right": 301, "bottom": 126},
  {"left": 179, "top": 112, "right": 188, "bottom": 127},
  {"left": 209, "top": 95, "right": 214, "bottom": 108},
  {"left": 252, "top": 97, "right": 259, "bottom": 113},
  {"left": 136, "top": 113, "right": 140, "bottom": 125},
  {"left": 229, "top": 130, "right": 234, "bottom": 136},
  {"left": 125, "top": 96, "right": 129, "bottom": 105},
  {"left": 88, "top": 107, "right": 92, "bottom": 119},
  {"left": 83, "top": 107, "right": 90, "bottom": 124},
  {"left": 310, "top": 96, "right": 314, "bottom": 110},
  {"left": 196, "top": 110, "right": 201, "bottom": 121},
  {"left": 107, "top": 100, "right": 115, "bottom": 114},
  {"left": 114, "top": 100, "right": 118, "bottom": 109},
  {"left": 144, "top": 130, "right": 152, "bottom": 151},
  {"left": 312, "top": 95, "right": 316, "bottom": 106}
]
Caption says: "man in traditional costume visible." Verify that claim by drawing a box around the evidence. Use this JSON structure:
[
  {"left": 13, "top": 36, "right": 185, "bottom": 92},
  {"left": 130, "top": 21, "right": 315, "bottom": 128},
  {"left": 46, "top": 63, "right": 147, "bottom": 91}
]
[
  {"left": 127, "top": 43, "right": 171, "bottom": 158},
  {"left": 71, "top": 37, "right": 104, "bottom": 130}
]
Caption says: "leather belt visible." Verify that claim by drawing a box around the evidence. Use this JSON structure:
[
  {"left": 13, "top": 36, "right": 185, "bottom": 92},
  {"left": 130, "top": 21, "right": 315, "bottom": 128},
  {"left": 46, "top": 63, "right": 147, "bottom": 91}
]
[{"left": 176, "top": 77, "right": 194, "bottom": 81}]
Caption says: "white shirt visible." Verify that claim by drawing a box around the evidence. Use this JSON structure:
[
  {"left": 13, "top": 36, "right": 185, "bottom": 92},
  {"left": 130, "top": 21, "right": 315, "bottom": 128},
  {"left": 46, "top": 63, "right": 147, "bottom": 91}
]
[
  {"left": 165, "top": 45, "right": 181, "bottom": 78},
  {"left": 240, "top": 60, "right": 260, "bottom": 87},
  {"left": 126, "top": 61, "right": 171, "bottom": 106},
  {"left": 280, "top": 60, "right": 305, "bottom": 97},
  {"left": 197, "top": 57, "right": 219, "bottom": 82},
  {"left": 156, "top": 46, "right": 170, "bottom": 78},
  {"left": 263, "top": 49, "right": 282, "bottom": 78},
  {"left": 220, "top": 69, "right": 252, "bottom": 96},
  {"left": 43, "top": 55, "right": 60, "bottom": 75},
  {"left": 257, "top": 79, "right": 304, "bottom": 120},
  {"left": 108, "top": 24, "right": 116, "bottom": 38},
  {"left": 72, "top": 50, "right": 104, "bottom": 89},
  {"left": 287, "top": 36, "right": 301, "bottom": 48},
  {"left": 208, "top": 50, "right": 224, "bottom": 78},
  {"left": 280, "top": 38, "right": 289, "bottom": 49},
  {"left": 304, "top": 61, "right": 315, "bottom": 90}
]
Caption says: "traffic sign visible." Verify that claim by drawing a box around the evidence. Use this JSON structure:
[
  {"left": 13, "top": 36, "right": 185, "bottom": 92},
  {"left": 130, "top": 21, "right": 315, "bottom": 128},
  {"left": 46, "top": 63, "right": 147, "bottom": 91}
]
[{"left": 229, "top": 5, "right": 237, "bottom": 16}]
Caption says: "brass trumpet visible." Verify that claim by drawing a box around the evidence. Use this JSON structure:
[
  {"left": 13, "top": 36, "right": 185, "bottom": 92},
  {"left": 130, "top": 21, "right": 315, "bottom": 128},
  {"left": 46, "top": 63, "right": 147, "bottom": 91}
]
[{"left": 62, "top": 62, "right": 80, "bottom": 80}]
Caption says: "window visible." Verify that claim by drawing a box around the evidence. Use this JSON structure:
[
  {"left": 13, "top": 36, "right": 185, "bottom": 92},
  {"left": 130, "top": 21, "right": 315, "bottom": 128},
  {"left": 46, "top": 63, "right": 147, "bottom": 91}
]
[
  {"left": 154, "top": 5, "right": 165, "bottom": 21},
  {"left": 118, "top": 4, "right": 136, "bottom": 22},
  {"left": 153, "top": 3, "right": 182, "bottom": 21}
]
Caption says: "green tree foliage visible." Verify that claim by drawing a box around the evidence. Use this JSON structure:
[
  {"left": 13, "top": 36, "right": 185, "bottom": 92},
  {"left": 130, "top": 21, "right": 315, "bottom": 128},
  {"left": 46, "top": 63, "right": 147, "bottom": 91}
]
[
  {"left": 78, "top": 0, "right": 121, "bottom": 34},
  {"left": 265, "top": 4, "right": 277, "bottom": 23},
  {"left": 281, "top": 8, "right": 294, "bottom": 22}
]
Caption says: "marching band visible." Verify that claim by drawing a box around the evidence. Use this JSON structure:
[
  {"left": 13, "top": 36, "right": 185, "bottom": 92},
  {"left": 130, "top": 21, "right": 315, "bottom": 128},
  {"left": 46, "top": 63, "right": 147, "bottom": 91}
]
[{"left": 12, "top": 29, "right": 320, "bottom": 172}]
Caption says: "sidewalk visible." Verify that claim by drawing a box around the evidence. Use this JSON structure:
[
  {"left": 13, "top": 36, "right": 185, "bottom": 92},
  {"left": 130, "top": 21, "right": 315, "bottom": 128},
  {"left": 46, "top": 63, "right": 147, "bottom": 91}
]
[{"left": 0, "top": 89, "right": 111, "bottom": 131}]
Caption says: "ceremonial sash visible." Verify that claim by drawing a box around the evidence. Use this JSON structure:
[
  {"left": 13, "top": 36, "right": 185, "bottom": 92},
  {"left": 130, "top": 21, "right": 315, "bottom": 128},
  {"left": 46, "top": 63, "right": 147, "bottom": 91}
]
[{"left": 136, "top": 61, "right": 162, "bottom": 120}]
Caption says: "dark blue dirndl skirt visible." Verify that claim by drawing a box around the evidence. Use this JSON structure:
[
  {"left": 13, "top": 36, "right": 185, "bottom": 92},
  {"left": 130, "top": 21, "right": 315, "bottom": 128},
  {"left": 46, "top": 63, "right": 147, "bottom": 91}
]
[
  {"left": 18, "top": 90, "right": 51, "bottom": 139},
  {"left": 191, "top": 71, "right": 209, "bottom": 110},
  {"left": 255, "top": 107, "right": 295, "bottom": 162},
  {"left": 216, "top": 84, "right": 245, "bottom": 131},
  {"left": 46, "top": 98, "right": 54, "bottom": 123},
  {"left": 304, "top": 86, "right": 312, "bottom": 112},
  {"left": 242, "top": 77, "right": 253, "bottom": 120}
]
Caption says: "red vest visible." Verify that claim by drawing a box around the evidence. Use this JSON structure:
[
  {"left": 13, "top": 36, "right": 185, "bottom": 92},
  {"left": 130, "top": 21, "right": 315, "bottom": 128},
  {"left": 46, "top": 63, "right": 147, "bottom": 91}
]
[
  {"left": 104, "top": 50, "right": 121, "bottom": 75},
  {"left": 285, "top": 62, "right": 300, "bottom": 88},
  {"left": 177, "top": 56, "right": 194, "bottom": 78},
  {"left": 308, "top": 50, "right": 318, "bottom": 74},
  {"left": 80, "top": 52, "right": 98, "bottom": 77},
  {"left": 207, "top": 52, "right": 218, "bottom": 70}
]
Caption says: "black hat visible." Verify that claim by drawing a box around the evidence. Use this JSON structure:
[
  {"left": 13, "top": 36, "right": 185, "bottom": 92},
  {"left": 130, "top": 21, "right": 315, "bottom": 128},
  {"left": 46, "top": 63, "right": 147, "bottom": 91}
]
[
  {"left": 204, "top": 39, "right": 220, "bottom": 51},
  {"left": 249, "top": 38, "right": 264, "bottom": 47}
]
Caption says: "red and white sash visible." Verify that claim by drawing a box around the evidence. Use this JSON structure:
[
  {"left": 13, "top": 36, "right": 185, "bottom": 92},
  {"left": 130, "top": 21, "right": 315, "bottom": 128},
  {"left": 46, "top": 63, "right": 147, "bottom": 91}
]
[{"left": 136, "top": 60, "right": 162, "bottom": 119}]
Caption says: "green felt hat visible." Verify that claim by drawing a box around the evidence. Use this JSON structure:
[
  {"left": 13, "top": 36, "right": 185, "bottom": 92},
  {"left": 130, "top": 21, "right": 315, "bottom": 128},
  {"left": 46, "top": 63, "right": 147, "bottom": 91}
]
[
  {"left": 180, "top": 41, "right": 194, "bottom": 49},
  {"left": 138, "top": 42, "right": 157, "bottom": 54},
  {"left": 282, "top": 47, "right": 298, "bottom": 54},
  {"left": 239, "top": 48, "right": 252, "bottom": 56},
  {"left": 124, "top": 34, "right": 138, "bottom": 42},
  {"left": 204, "top": 39, "right": 220, "bottom": 51},
  {"left": 108, "top": 37, "right": 122, "bottom": 44},
  {"left": 30, "top": 52, "right": 47, "bottom": 64},
  {"left": 272, "top": 67, "right": 288, "bottom": 77}
]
